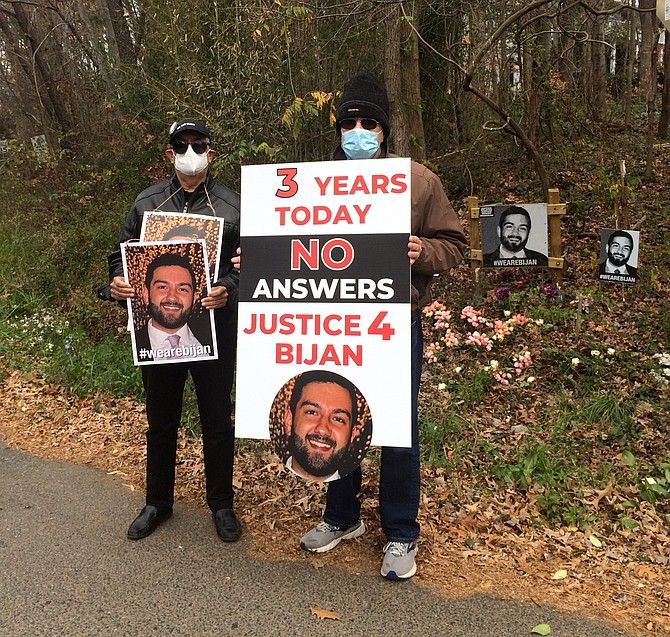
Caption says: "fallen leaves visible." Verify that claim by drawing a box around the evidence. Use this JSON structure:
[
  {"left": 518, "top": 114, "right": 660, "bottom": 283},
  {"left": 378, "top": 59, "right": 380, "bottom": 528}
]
[
  {"left": 310, "top": 607, "right": 340, "bottom": 621},
  {"left": 583, "top": 477, "right": 615, "bottom": 510}
]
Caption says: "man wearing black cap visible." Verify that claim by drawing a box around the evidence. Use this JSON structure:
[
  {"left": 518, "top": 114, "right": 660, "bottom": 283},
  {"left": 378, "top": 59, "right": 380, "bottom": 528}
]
[
  {"left": 105, "top": 119, "right": 243, "bottom": 543},
  {"left": 298, "top": 72, "right": 467, "bottom": 579}
]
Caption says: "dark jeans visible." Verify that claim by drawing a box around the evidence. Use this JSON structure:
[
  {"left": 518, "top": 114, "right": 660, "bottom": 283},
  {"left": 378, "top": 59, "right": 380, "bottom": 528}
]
[
  {"left": 141, "top": 315, "right": 236, "bottom": 513},
  {"left": 324, "top": 312, "right": 423, "bottom": 542}
]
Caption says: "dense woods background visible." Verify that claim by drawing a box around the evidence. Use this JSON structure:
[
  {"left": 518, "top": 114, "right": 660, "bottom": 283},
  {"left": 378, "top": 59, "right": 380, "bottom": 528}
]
[{"left": 1, "top": 0, "right": 669, "bottom": 190}]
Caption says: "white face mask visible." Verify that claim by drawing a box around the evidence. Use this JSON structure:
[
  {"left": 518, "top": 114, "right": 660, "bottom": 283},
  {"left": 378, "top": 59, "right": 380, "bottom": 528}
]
[{"left": 173, "top": 146, "right": 209, "bottom": 176}]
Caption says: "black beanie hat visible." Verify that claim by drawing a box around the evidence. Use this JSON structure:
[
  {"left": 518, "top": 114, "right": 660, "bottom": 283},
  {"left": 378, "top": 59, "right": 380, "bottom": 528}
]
[{"left": 336, "top": 71, "right": 390, "bottom": 138}]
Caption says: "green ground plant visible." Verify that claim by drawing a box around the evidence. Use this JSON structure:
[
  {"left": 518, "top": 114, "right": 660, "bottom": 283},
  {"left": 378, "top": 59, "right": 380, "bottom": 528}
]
[{"left": 420, "top": 261, "right": 669, "bottom": 526}]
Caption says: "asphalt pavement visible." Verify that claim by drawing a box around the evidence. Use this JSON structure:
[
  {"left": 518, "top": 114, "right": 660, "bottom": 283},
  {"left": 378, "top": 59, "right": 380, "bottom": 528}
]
[{"left": 0, "top": 440, "right": 631, "bottom": 637}]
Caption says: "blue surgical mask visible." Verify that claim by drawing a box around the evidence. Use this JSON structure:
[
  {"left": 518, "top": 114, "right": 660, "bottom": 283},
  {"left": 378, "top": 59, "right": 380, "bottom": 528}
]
[{"left": 342, "top": 128, "right": 381, "bottom": 160}]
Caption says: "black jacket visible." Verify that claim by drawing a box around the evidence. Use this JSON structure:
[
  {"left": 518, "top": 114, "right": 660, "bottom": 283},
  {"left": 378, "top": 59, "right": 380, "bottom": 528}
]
[{"left": 101, "top": 172, "right": 241, "bottom": 309}]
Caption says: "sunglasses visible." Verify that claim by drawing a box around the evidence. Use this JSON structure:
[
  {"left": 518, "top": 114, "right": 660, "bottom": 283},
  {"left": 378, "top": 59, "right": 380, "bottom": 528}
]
[
  {"left": 340, "top": 118, "right": 380, "bottom": 131},
  {"left": 171, "top": 139, "right": 209, "bottom": 155}
]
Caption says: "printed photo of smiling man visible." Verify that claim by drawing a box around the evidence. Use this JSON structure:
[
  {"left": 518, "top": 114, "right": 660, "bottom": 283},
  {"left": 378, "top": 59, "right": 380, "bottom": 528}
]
[
  {"left": 481, "top": 204, "right": 549, "bottom": 268},
  {"left": 269, "top": 370, "right": 373, "bottom": 483},
  {"left": 122, "top": 242, "right": 217, "bottom": 365},
  {"left": 598, "top": 228, "right": 639, "bottom": 284}
]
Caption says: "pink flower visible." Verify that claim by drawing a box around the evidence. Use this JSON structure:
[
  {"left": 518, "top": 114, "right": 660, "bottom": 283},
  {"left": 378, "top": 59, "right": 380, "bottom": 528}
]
[{"left": 423, "top": 341, "right": 442, "bottom": 364}]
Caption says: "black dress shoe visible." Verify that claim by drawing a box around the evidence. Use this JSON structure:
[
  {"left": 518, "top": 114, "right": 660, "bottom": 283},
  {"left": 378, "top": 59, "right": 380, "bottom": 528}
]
[
  {"left": 213, "top": 508, "right": 242, "bottom": 542},
  {"left": 127, "top": 505, "right": 172, "bottom": 540}
]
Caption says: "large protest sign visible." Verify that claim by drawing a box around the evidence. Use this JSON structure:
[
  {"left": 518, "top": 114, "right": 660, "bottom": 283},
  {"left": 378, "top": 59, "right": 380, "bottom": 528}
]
[{"left": 236, "top": 158, "right": 412, "bottom": 467}]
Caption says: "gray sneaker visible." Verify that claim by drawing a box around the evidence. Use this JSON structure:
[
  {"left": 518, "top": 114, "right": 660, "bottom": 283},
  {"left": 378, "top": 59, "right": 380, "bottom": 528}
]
[
  {"left": 380, "top": 541, "right": 418, "bottom": 579},
  {"left": 299, "top": 520, "right": 366, "bottom": 553}
]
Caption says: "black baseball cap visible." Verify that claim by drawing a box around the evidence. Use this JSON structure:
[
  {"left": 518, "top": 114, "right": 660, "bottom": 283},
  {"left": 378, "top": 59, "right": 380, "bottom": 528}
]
[{"left": 168, "top": 119, "right": 212, "bottom": 143}]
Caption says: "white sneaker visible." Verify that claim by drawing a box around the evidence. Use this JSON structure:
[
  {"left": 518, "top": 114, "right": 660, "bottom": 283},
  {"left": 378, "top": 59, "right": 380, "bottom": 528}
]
[
  {"left": 380, "top": 541, "right": 418, "bottom": 579},
  {"left": 299, "top": 520, "right": 366, "bottom": 553}
]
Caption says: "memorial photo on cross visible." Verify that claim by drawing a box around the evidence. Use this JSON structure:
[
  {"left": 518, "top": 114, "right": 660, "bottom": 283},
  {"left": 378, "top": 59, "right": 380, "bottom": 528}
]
[{"left": 481, "top": 204, "right": 549, "bottom": 268}]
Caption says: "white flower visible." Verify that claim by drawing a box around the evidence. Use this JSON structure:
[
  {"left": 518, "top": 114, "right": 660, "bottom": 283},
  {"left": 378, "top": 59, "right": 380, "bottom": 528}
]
[
  {"left": 664, "top": 368, "right": 670, "bottom": 377},
  {"left": 535, "top": 318, "right": 544, "bottom": 325},
  {"left": 454, "top": 366, "right": 462, "bottom": 374},
  {"left": 527, "top": 376, "right": 535, "bottom": 383},
  {"left": 591, "top": 350, "right": 601, "bottom": 357},
  {"left": 490, "top": 360, "right": 499, "bottom": 370},
  {"left": 607, "top": 348, "right": 615, "bottom": 356},
  {"left": 651, "top": 370, "right": 670, "bottom": 385},
  {"left": 437, "top": 382, "right": 447, "bottom": 391},
  {"left": 503, "top": 310, "right": 511, "bottom": 318},
  {"left": 654, "top": 353, "right": 670, "bottom": 366},
  {"left": 571, "top": 358, "right": 580, "bottom": 367}
]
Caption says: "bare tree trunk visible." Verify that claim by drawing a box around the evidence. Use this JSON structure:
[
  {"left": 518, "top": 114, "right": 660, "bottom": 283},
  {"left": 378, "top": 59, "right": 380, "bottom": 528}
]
[
  {"left": 658, "top": 31, "right": 670, "bottom": 137},
  {"left": 639, "top": 0, "right": 658, "bottom": 178},
  {"left": 624, "top": 7, "right": 637, "bottom": 129},
  {"left": 658, "top": 31, "right": 670, "bottom": 139},
  {"left": 540, "top": 26, "right": 552, "bottom": 140},
  {"left": 520, "top": 37, "right": 540, "bottom": 147},
  {"left": 583, "top": 15, "right": 595, "bottom": 109},
  {"left": 522, "top": 26, "right": 550, "bottom": 147},
  {"left": 555, "top": 8, "right": 575, "bottom": 85},
  {"left": 639, "top": 0, "right": 656, "bottom": 96},
  {"left": 384, "top": 1, "right": 426, "bottom": 160},
  {"left": 644, "top": 86, "right": 657, "bottom": 179},
  {"left": 580, "top": 2, "right": 609, "bottom": 120},
  {"left": 106, "top": 0, "right": 136, "bottom": 65},
  {"left": 644, "top": 50, "right": 659, "bottom": 179},
  {"left": 591, "top": 9, "right": 608, "bottom": 120}
]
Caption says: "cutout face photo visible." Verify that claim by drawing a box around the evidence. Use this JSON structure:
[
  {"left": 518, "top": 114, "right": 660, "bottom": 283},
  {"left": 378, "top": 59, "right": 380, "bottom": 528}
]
[
  {"left": 598, "top": 228, "right": 640, "bottom": 284},
  {"left": 122, "top": 241, "right": 217, "bottom": 366},
  {"left": 480, "top": 204, "right": 549, "bottom": 268},
  {"left": 606, "top": 235, "right": 633, "bottom": 267},
  {"left": 269, "top": 371, "right": 373, "bottom": 483}
]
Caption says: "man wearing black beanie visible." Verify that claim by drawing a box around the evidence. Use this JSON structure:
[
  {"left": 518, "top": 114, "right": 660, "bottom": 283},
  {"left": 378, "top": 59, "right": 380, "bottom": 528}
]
[{"left": 299, "top": 71, "right": 467, "bottom": 579}]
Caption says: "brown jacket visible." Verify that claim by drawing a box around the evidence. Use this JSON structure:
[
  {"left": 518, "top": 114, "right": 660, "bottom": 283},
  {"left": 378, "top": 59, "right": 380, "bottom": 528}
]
[
  {"left": 407, "top": 159, "right": 467, "bottom": 312},
  {"left": 332, "top": 146, "right": 467, "bottom": 312}
]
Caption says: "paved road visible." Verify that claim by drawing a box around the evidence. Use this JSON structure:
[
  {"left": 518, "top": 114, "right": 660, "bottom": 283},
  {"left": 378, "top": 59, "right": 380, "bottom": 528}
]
[{"left": 0, "top": 441, "right": 630, "bottom": 637}]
